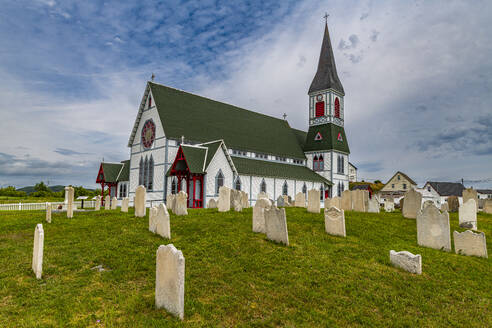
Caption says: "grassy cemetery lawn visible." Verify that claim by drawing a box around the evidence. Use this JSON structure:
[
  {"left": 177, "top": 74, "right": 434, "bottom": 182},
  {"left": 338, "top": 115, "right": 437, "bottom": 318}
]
[{"left": 0, "top": 208, "right": 491, "bottom": 327}]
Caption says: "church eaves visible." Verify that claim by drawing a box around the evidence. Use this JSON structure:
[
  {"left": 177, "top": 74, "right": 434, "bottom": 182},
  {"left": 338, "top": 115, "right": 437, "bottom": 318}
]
[{"left": 308, "top": 24, "right": 344, "bottom": 95}]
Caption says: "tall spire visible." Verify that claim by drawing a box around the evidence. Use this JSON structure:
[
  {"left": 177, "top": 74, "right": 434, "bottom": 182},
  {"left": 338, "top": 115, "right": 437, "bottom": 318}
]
[{"left": 308, "top": 23, "right": 344, "bottom": 95}]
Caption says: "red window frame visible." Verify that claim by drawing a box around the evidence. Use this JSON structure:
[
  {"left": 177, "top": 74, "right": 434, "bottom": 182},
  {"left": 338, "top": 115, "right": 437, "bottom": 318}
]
[
  {"left": 315, "top": 101, "right": 325, "bottom": 117},
  {"left": 334, "top": 97, "right": 340, "bottom": 118}
]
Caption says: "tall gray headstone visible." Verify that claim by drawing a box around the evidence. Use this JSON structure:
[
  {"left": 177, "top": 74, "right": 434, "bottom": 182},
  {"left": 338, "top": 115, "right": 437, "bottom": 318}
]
[
  {"left": 264, "top": 205, "right": 289, "bottom": 245},
  {"left": 149, "top": 206, "right": 158, "bottom": 233},
  {"left": 155, "top": 244, "right": 185, "bottom": 320},
  {"left": 135, "top": 185, "right": 146, "bottom": 217},
  {"left": 341, "top": 190, "right": 352, "bottom": 211},
  {"left": 453, "top": 230, "right": 488, "bottom": 258},
  {"left": 294, "top": 192, "right": 306, "bottom": 207},
  {"left": 417, "top": 204, "right": 451, "bottom": 251},
  {"left": 402, "top": 188, "right": 422, "bottom": 219},
  {"left": 66, "top": 186, "right": 74, "bottom": 218},
  {"left": 462, "top": 188, "right": 478, "bottom": 213},
  {"left": 241, "top": 191, "right": 249, "bottom": 208},
  {"left": 484, "top": 199, "right": 492, "bottom": 214},
  {"left": 389, "top": 250, "right": 422, "bottom": 274},
  {"left": 459, "top": 199, "right": 477, "bottom": 230},
  {"left": 155, "top": 204, "right": 171, "bottom": 239},
  {"left": 367, "top": 197, "right": 380, "bottom": 213},
  {"left": 307, "top": 189, "right": 320, "bottom": 213},
  {"left": 276, "top": 195, "right": 285, "bottom": 207},
  {"left": 252, "top": 198, "right": 271, "bottom": 233},
  {"left": 324, "top": 206, "right": 346, "bottom": 237},
  {"left": 32, "top": 224, "right": 44, "bottom": 279},
  {"left": 218, "top": 186, "right": 231, "bottom": 212},
  {"left": 46, "top": 203, "right": 51, "bottom": 223}
]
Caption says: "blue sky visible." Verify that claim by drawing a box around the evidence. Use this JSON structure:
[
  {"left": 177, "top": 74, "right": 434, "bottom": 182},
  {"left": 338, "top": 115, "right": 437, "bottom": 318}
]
[{"left": 0, "top": 0, "right": 491, "bottom": 189}]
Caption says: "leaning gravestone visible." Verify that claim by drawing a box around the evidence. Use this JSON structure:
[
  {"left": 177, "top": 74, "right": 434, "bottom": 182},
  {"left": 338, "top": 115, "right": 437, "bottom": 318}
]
[
  {"left": 462, "top": 188, "right": 478, "bottom": 212},
  {"left": 384, "top": 199, "right": 395, "bottom": 212},
  {"left": 105, "top": 195, "right": 111, "bottom": 210},
  {"left": 46, "top": 203, "right": 51, "bottom": 223},
  {"left": 166, "top": 194, "right": 176, "bottom": 213},
  {"left": 241, "top": 191, "right": 249, "bottom": 208},
  {"left": 294, "top": 192, "right": 305, "bottom": 207},
  {"left": 135, "top": 185, "right": 147, "bottom": 217},
  {"left": 208, "top": 199, "right": 217, "bottom": 209},
  {"left": 32, "top": 224, "right": 44, "bottom": 279},
  {"left": 440, "top": 202, "right": 449, "bottom": 212},
  {"left": 111, "top": 196, "right": 118, "bottom": 210},
  {"left": 417, "top": 204, "right": 451, "bottom": 251},
  {"left": 459, "top": 199, "right": 477, "bottom": 230},
  {"left": 324, "top": 206, "right": 346, "bottom": 237},
  {"left": 252, "top": 198, "right": 271, "bottom": 233},
  {"left": 174, "top": 191, "right": 188, "bottom": 216},
  {"left": 367, "top": 197, "right": 380, "bottom": 213},
  {"left": 154, "top": 204, "right": 171, "bottom": 239},
  {"left": 218, "top": 186, "right": 231, "bottom": 212},
  {"left": 453, "top": 230, "right": 488, "bottom": 258},
  {"left": 389, "top": 250, "right": 422, "bottom": 274},
  {"left": 264, "top": 205, "right": 289, "bottom": 245},
  {"left": 155, "top": 244, "right": 185, "bottom": 320},
  {"left": 277, "top": 195, "right": 285, "bottom": 207},
  {"left": 66, "top": 186, "right": 74, "bottom": 218},
  {"left": 307, "top": 189, "right": 320, "bottom": 213},
  {"left": 446, "top": 196, "right": 459, "bottom": 212},
  {"left": 121, "top": 197, "right": 129, "bottom": 212},
  {"left": 484, "top": 200, "right": 492, "bottom": 214},
  {"left": 402, "top": 188, "right": 422, "bottom": 219},
  {"left": 341, "top": 190, "right": 352, "bottom": 211}
]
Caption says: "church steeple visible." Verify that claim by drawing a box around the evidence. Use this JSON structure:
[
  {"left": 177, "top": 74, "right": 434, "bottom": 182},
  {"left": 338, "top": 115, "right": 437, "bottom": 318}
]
[{"left": 308, "top": 23, "right": 344, "bottom": 95}]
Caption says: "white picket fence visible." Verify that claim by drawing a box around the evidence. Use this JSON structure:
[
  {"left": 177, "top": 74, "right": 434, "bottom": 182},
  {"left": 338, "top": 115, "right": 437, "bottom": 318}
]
[{"left": 0, "top": 201, "right": 96, "bottom": 211}]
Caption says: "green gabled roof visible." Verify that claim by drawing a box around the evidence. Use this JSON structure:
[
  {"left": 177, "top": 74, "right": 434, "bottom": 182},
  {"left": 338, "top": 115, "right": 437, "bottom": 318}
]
[
  {"left": 291, "top": 128, "right": 307, "bottom": 149},
  {"left": 101, "top": 163, "right": 123, "bottom": 183},
  {"left": 232, "top": 157, "right": 332, "bottom": 185},
  {"left": 201, "top": 140, "right": 223, "bottom": 170},
  {"left": 181, "top": 145, "right": 207, "bottom": 174},
  {"left": 117, "top": 160, "right": 130, "bottom": 182},
  {"left": 304, "top": 123, "right": 350, "bottom": 154},
  {"left": 148, "top": 82, "right": 306, "bottom": 159}
]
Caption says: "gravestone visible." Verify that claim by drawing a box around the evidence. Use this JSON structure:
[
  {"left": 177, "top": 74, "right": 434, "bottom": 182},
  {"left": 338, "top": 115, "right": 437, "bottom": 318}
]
[
  {"left": 367, "top": 197, "right": 380, "bottom": 213},
  {"left": 341, "top": 190, "right": 352, "bottom": 211},
  {"left": 423, "top": 200, "right": 435, "bottom": 209},
  {"left": 402, "top": 188, "right": 422, "bottom": 219},
  {"left": 252, "top": 198, "right": 271, "bottom": 233},
  {"left": 155, "top": 244, "right": 185, "bottom": 320},
  {"left": 326, "top": 197, "right": 341, "bottom": 210},
  {"left": 478, "top": 199, "right": 485, "bottom": 210},
  {"left": 135, "top": 185, "right": 147, "bottom": 217},
  {"left": 121, "top": 197, "right": 129, "bottom": 212},
  {"left": 446, "top": 196, "right": 459, "bottom": 212},
  {"left": 231, "top": 190, "right": 243, "bottom": 212},
  {"left": 166, "top": 194, "right": 176, "bottom": 213},
  {"left": 389, "top": 250, "right": 422, "bottom": 274},
  {"left": 218, "top": 186, "right": 231, "bottom": 212},
  {"left": 352, "top": 190, "right": 367, "bottom": 212},
  {"left": 257, "top": 192, "right": 269, "bottom": 200},
  {"left": 264, "top": 205, "right": 289, "bottom": 245},
  {"left": 307, "top": 189, "right": 320, "bottom": 213},
  {"left": 484, "top": 200, "right": 492, "bottom": 214},
  {"left": 155, "top": 204, "right": 171, "bottom": 239},
  {"left": 46, "top": 203, "right": 51, "bottom": 223},
  {"left": 149, "top": 206, "right": 158, "bottom": 233},
  {"left": 453, "top": 230, "right": 488, "bottom": 258},
  {"left": 241, "top": 191, "right": 249, "bottom": 208},
  {"left": 32, "top": 224, "right": 44, "bottom": 279},
  {"left": 66, "top": 186, "right": 74, "bottom": 218},
  {"left": 208, "top": 199, "right": 217, "bottom": 209},
  {"left": 459, "top": 199, "right": 477, "bottom": 230},
  {"left": 174, "top": 191, "right": 188, "bottom": 216},
  {"left": 294, "top": 192, "right": 306, "bottom": 207},
  {"left": 416, "top": 204, "right": 451, "bottom": 251},
  {"left": 95, "top": 196, "right": 101, "bottom": 210},
  {"left": 398, "top": 198, "right": 404, "bottom": 210},
  {"left": 104, "top": 195, "right": 111, "bottom": 210},
  {"left": 324, "top": 206, "right": 346, "bottom": 237},
  {"left": 462, "top": 188, "right": 478, "bottom": 212},
  {"left": 440, "top": 202, "right": 449, "bottom": 212},
  {"left": 277, "top": 195, "right": 285, "bottom": 207},
  {"left": 282, "top": 195, "right": 291, "bottom": 207},
  {"left": 384, "top": 199, "right": 395, "bottom": 212},
  {"left": 111, "top": 196, "right": 118, "bottom": 210}
]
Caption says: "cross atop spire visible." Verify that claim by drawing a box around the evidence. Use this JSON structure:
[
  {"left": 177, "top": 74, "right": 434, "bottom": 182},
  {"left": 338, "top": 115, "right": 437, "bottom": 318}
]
[
  {"left": 282, "top": 113, "right": 287, "bottom": 120},
  {"left": 151, "top": 73, "right": 155, "bottom": 81},
  {"left": 324, "top": 12, "right": 329, "bottom": 25}
]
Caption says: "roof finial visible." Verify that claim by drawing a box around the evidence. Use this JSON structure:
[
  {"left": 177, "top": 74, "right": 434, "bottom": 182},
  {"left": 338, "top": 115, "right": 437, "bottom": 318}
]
[
  {"left": 324, "top": 12, "right": 329, "bottom": 25},
  {"left": 282, "top": 113, "right": 287, "bottom": 120},
  {"left": 181, "top": 135, "right": 185, "bottom": 144},
  {"left": 151, "top": 73, "right": 155, "bottom": 81}
]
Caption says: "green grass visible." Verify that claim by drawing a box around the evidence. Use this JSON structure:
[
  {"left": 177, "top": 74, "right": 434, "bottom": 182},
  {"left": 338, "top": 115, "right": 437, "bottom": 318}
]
[{"left": 0, "top": 207, "right": 490, "bottom": 327}]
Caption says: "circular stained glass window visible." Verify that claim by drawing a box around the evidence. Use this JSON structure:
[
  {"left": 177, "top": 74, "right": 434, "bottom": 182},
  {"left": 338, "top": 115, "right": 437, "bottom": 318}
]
[{"left": 141, "top": 119, "right": 156, "bottom": 149}]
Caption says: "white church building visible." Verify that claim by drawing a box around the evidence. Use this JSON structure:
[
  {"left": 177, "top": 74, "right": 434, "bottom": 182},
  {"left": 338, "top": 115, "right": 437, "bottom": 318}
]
[{"left": 96, "top": 23, "right": 351, "bottom": 208}]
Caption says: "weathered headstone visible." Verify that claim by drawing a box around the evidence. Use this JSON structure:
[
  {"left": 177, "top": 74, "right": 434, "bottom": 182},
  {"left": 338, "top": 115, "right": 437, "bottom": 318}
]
[
  {"left": 417, "top": 204, "right": 451, "bottom": 251},
  {"left": 241, "top": 191, "right": 249, "bottom": 208},
  {"left": 121, "top": 197, "right": 129, "bottom": 212},
  {"left": 149, "top": 206, "right": 158, "bottom": 233},
  {"left": 104, "top": 195, "right": 111, "bottom": 210},
  {"left": 257, "top": 192, "right": 269, "bottom": 200},
  {"left": 352, "top": 190, "right": 367, "bottom": 212},
  {"left": 398, "top": 198, "right": 404, "bottom": 210},
  {"left": 453, "top": 230, "right": 488, "bottom": 258},
  {"left": 402, "top": 188, "right": 422, "bottom": 219},
  {"left": 384, "top": 199, "right": 395, "bottom": 212},
  {"left": 46, "top": 203, "right": 51, "bottom": 223},
  {"left": 294, "top": 192, "right": 305, "bottom": 207},
  {"left": 32, "top": 224, "right": 44, "bottom": 279},
  {"left": 252, "top": 198, "right": 271, "bottom": 233},
  {"left": 440, "top": 202, "right": 449, "bottom": 212},
  {"left": 484, "top": 200, "right": 492, "bottom": 214},
  {"left": 264, "top": 205, "right": 289, "bottom": 245},
  {"left": 95, "top": 196, "right": 101, "bottom": 211},
  {"left": 478, "top": 199, "right": 485, "bottom": 210},
  {"left": 155, "top": 204, "right": 171, "bottom": 239},
  {"left": 155, "top": 244, "right": 185, "bottom": 320},
  {"left": 111, "top": 196, "right": 118, "bottom": 210},
  {"left": 174, "top": 191, "right": 188, "bottom": 216},
  {"left": 462, "top": 188, "right": 478, "bottom": 212},
  {"left": 135, "top": 185, "right": 147, "bottom": 217},
  {"left": 207, "top": 198, "right": 217, "bottom": 209},
  {"left": 459, "top": 199, "right": 477, "bottom": 230},
  {"left": 324, "top": 206, "right": 346, "bottom": 237},
  {"left": 167, "top": 194, "right": 176, "bottom": 214},
  {"left": 218, "top": 186, "right": 231, "bottom": 212},
  {"left": 282, "top": 195, "right": 292, "bottom": 207},
  {"left": 307, "top": 189, "right": 320, "bottom": 213},
  {"left": 66, "top": 186, "right": 74, "bottom": 218},
  {"left": 389, "top": 250, "right": 422, "bottom": 274},
  {"left": 231, "top": 190, "right": 243, "bottom": 212},
  {"left": 367, "top": 197, "right": 380, "bottom": 213},
  {"left": 341, "top": 190, "right": 352, "bottom": 211},
  {"left": 446, "top": 196, "right": 459, "bottom": 212},
  {"left": 326, "top": 197, "right": 341, "bottom": 210},
  {"left": 276, "top": 195, "right": 285, "bottom": 207},
  {"left": 423, "top": 200, "right": 435, "bottom": 209}
]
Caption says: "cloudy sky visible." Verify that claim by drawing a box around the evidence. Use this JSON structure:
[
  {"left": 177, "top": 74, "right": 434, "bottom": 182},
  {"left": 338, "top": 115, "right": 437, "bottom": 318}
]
[{"left": 0, "top": 0, "right": 491, "bottom": 189}]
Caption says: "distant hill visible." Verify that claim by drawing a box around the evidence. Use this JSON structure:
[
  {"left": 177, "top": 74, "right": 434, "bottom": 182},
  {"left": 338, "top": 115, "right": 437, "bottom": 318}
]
[{"left": 17, "top": 185, "right": 89, "bottom": 195}]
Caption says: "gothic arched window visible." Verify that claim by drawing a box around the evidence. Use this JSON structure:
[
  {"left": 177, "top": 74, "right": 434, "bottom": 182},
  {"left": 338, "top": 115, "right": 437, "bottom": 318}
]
[
  {"left": 235, "top": 176, "right": 241, "bottom": 191},
  {"left": 282, "top": 181, "right": 288, "bottom": 196},
  {"left": 302, "top": 183, "right": 307, "bottom": 194},
  {"left": 320, "top": 184, "right": 324, "bottom": 200},
  {"left": 215, "top": 170, "right": 224, "bottom": 195},
  {"left": 313, "top": 155, "right": 319, "bottom": 171},
  {"left": 139, "top": 157, "right": 144, "bottom": 186},
  {"left": 148, "top": 95, "right": 152, "bottom": 108},
  {"left": 148, "top": 155, "right": 154, "bottom": 191},
  {"left": 143, "top": 156, "right": 148, "bottom": 189},
  {"left": 260, "top": 179, "right": 267, "bottom": 193},
  {"left": 334, "top": 97, "right": 340, "bottom": 118},
  {"left": 319, "top": 155, "right": 324, "bottom": 171},
  {"left": 171, "top": 177, "right": 177, "bottom": 194}
]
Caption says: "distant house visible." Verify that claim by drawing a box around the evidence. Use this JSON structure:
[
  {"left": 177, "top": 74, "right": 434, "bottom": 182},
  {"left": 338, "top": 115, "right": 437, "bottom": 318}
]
[
  {"left": 419, "top": 181, "right": 465, "bottom": 206},
  {"left": 351, "top": 184, "right": 373, "bottom": 198},
  {"left": 477, "top": 189, "right": 492, "bottom": 199},
  {"left": 379, "top": 171, "right": 417, "bottom": 200},
  {"left": 348, "top": 162, "right": 357, "bottom": 182}
]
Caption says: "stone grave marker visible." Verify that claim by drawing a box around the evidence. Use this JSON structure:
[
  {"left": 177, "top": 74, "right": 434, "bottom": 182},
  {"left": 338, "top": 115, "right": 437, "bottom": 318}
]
[
  {"left": 417, "top": 204, "right": 451, "bottom": 251},
  {"left": 174, "top": 191, "right": 188, "bottom": 216},
  {"left": 282, "top": 195, "right": 291, "bottom": 207},
  {"left": 352, "top": 190, "right": 367, "bottom": 212},
  {"left": 155, "top": 244, "right": 185, "bottom": 320},
  {"left": 95, "top": 196, "right": 101, "bottom": 211},
  {"left": 402, "top": 188, "right": 422, "bottom": 219},
  {"left": 218, "top": 186, "right": 231, "bottom": 212},
  {"left": 241, "top": 191, "right": 249, "bottom": 208},
  {"left": 453, "top": 230, "right": 488, "bottom": 258},
  {"left": 478, "top": 199, "right": 485, "bottom": 210},
  {"left": 423, "top": 200, "right": 435, "bottom": 209},
  {"left": 367, "top": 197, "right": 380, "bottom": 213},
  {"left": 276, "top": 195, "right": 285, "bottom": 207},
  {"left": 66, "top": 186, "right": 74, "bottom": 218},
  {"left": 32, "top": 224, "right": 44, "bottom": 279},
  {"left": 324, "top": 206, "right": 345, "bottom": 237},
  {"left": 252, "top": 198, "right": 271, "bottom": 233},
  {"left": 294, "top": 192, "right": 306, "bottom": 207},
  {"left": 264, "top": 205, "right": 289, "bottom": 245},
  {"left": 208, "top": 198, "right": 217, "bottom": 209},
  {"left": 121, "top": 197, "right": 129, "bottom": 212},
  {"left": 155, "top": 204, "right": 171, "bottom": 239},
  {"left": 111, "top": 196, "right": 118, "bottom": 210},
  {"left": 446, "top": 196, "right": 459, "bottom": 212},
  {"left": 231, "top": 190, "right": 243, "bottom": 212},
  {"left": 46, "top": 203, "right": 51, "bottom": 223},
  {"left": 384, "top": 199, "right": 395, "bottom": 212},
  {"left": 389, "top": 250, "right": 422, "bottom": 274},
  {"left": 341, "top": 190, "right": 352, "bottom": 211},
  {"left": 166, "top": 194, "right": 176, "bottom": 213},
  {"left": 440, "top": 202, "right": 449, "bottom": 212},
  {"left": 462, "top": 188, "right": 478, "bottom": 212},
  {"left": 135, "top": 185, "right": 147, "bottom": 217},
  {"left": 149, "top": 206, "right": 158, "bottom": 233},
  {"left": 326, "top": 197, "right": 341, "bottom": 210},
  {"left": 257, "top": 192, "right": 269, "bottom": 200},
  {"left": 484, "top": 200, "right": 492, "bottom": 214},
  {"left": 307, "top": 189, "right": 320, "bottom": 213},
  {"left": 104, "top": 195, "right": 111, "bottom": 210},
  {"left": 459, "top": 199, "right": 477, "bottom": 230}
]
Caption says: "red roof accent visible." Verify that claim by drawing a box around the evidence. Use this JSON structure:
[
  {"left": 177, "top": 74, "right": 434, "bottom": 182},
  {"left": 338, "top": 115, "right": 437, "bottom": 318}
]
[
  {"left": 96, "top": 163, "right": 105, "bottom": 183},
  {"left": 170, "top": 146, "right": 190, "bottom": 175}
]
